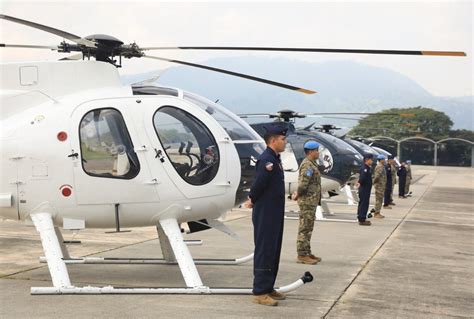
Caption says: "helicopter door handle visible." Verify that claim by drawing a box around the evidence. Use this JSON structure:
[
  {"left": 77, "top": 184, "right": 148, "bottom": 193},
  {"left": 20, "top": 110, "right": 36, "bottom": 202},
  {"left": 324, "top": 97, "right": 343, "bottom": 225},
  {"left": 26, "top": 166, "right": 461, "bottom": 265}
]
[
  {"left": 144, "top": 178, "right": 160, "bottom": 185},
  {"left": 68, "top": 152, "right": 79, "bottom": 159},
  {"left": 154, "top": 148, "right": 165, "bottom": 163}
]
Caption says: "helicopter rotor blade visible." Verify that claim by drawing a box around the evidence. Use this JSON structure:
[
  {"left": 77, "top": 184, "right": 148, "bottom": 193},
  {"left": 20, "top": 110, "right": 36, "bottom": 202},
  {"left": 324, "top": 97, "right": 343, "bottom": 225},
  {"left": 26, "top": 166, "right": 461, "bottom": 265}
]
[
  {"left": 0, "top": 43, "right": 58, "bottom": 50},
  {"left": 303, "top": 112, "right": 402, "bottom": 117},
  {"left": 141, "top": 46, "right": 466, "bottom": 57},
  {"left": 238, "top": 113, "right": 276, "bottom": 119},
  {"left": 301, "top": 122, "right": 317, "bottom": 131},
  {"left": 0, "top": 14, "right": 96, "bottom": 48},
  {"left": 143, "top": 55, "right": 316, "bottom": 94}
]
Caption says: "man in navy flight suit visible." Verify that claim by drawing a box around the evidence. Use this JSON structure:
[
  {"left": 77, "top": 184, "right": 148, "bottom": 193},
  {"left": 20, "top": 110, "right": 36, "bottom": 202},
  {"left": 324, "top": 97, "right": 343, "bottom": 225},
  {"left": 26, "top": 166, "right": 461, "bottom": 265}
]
[
  {"left": 383, "top": 155, "right": 393, "bottom": 209},
  {"left": 356, "top": 153, "right": 374, "bottom": 226},
  {"left": 245, "top": 122, "right": 288, "bottom": 306}
]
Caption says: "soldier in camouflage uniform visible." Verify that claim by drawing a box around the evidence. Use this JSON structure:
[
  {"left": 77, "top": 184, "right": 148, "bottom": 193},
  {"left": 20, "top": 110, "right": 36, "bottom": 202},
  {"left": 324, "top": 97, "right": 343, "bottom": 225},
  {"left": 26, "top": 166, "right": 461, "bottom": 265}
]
[
  {"left": 372, "top": 154, "right": 387, "bottom": 218},
  {"left": 405, "top": 160, "right": 412, "bottom": 196},
  {"left": 292, "top": 141, "right": 321, "bottom": 265}
]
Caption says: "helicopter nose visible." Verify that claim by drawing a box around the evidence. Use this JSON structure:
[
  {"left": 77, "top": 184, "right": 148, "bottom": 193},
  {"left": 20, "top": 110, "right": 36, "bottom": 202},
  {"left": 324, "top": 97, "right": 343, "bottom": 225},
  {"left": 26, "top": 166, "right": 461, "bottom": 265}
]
[{"left": 232, "top": 142, "right": 265, "bottom": 206}]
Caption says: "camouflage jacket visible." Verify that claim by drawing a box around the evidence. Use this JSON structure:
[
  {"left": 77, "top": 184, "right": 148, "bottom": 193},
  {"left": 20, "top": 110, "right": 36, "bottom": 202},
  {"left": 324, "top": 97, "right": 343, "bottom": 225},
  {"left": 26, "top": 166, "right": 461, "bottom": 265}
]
[
  {"left": 406, "top": 165, "right": 412, "bottom": 179},
  {"left": 297, "top": 157, "right": 321, "bottom": 207},
  {"left": 372, "top": 163, "right": 387, "bottom": 190}
]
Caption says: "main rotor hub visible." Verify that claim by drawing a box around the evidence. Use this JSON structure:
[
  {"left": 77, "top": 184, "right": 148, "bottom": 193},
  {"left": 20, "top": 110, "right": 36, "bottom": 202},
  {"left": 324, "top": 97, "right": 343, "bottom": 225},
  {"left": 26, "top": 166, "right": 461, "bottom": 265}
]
[{"left": 273, "top": 109, "right": 306, "bottom": 122}]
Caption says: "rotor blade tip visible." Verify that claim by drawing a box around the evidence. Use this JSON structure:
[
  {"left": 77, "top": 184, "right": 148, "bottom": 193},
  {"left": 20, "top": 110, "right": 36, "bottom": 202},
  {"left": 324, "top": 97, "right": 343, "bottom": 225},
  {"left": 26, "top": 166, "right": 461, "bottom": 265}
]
[
  {"left": 422, "top": 51, "right": 466, "bottom": 57},
  {"left": 297, "top": 88, "right": 317, "bottom": 94}
]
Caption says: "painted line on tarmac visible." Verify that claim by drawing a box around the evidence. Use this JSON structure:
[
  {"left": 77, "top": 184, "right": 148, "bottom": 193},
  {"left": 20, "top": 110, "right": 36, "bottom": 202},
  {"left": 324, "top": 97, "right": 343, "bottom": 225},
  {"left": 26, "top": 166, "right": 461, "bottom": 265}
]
[
  {"left": 322, "top": 170, "right": 435, "bottom": 319},
  {"left": 404, "top": 219, "right": 474, "bottom": 227}
]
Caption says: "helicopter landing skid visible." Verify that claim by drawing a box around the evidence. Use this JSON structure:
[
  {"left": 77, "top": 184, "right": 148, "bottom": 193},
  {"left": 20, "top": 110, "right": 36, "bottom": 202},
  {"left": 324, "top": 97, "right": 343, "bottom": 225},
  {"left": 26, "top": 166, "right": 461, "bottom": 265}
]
[
  {"left": 31, "top": 213, "right": 303, "bottom": 296},
  {"left": 39, "top": 253, "right": 254, "bottom": 265},
  {"left": 31, "top": 272, "right": 313, "bottom": 295},
  {"left": 285, "top": 200, "right": 357, "bottom": 223}
]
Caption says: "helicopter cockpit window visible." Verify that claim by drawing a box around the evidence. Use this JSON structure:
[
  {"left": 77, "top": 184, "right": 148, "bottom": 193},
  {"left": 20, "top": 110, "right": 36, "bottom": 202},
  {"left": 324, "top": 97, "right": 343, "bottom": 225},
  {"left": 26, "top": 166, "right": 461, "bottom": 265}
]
[
  {"left": 183, "top": 92, "right": 260, "bottom": 141},
  {"left": 153, "top": 106, "right": 220, "bottom": 185},
  {"left": 79, "top": 108, "right": 140, "bottom": 179}
]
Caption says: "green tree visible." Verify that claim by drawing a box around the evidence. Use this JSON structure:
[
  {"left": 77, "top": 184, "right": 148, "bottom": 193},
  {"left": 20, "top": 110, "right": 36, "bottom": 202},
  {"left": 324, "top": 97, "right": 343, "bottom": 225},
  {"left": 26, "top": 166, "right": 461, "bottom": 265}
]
[
  {"left": 349, "top": 106, "right": 453, "bottom": 140},
  {"left": 449, "top": 129, "right": 474, "bottom": 141}
]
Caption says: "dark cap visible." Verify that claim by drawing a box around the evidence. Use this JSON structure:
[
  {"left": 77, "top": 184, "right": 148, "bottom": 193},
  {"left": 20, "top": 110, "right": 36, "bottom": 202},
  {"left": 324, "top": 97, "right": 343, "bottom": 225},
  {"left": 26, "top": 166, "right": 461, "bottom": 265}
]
[
  {"left": 363, "top": 153, "right": 374, "bottom": 160},
  {"left": 263, "top": 123, "right": 288, "bottom": 136},
  {"left": 388, "top": 155, "right": 394, "bottom": 160}
]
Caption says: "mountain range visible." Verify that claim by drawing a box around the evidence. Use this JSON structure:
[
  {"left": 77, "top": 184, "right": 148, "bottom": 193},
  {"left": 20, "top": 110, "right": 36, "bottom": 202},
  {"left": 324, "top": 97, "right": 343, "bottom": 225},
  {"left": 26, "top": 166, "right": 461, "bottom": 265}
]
[{"left": 121, "top": 57, "right": 473, "bottom": 130}]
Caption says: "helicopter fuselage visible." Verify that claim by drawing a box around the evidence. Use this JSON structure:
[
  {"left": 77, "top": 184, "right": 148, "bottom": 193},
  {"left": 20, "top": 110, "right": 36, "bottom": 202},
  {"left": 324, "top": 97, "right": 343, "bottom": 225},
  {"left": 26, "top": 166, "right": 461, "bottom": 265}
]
[
  {"left": 0, "top": 60, "right": 264, "bottom": 228},
  {"left": 250, "top": 122, "right": 362, "bottom": 193}
]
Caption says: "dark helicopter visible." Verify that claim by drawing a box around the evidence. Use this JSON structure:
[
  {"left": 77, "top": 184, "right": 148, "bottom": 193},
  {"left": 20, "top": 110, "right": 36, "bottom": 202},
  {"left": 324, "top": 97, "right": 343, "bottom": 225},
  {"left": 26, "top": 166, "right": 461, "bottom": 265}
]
[
  {"left": 307, "top": 122, "right": 391, "bottom": 168},
  {"left": 240, "top": 110, "right": 365, "bottom": 194}
]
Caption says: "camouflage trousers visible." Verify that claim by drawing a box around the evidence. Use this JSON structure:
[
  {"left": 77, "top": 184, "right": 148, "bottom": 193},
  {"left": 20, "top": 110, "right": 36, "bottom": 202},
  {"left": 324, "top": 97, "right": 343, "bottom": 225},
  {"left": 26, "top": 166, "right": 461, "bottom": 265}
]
[
  {"left": 405, "top": 178, "right": 411, "bottom": 194},
  {"left": 374, "top": 187, "right": 385, "bottom": 213},
  {"left": 390, "top": 181, "right": 396, "bottom": 202},
  {"left": 297, "top": 204, "right": 316, "bottom": 256}
]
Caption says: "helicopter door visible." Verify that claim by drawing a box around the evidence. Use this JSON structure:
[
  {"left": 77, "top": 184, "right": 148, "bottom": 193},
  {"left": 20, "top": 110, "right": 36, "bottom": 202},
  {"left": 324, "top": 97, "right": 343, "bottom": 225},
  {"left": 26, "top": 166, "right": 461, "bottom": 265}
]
[
  {"left": 70, "top": 104, "right": 159, "bottom": 204},
  {"left": 140, "top": 98, "right": 229, "bottom": 199},
  {"left": 281, "top": 142, "right": 300, "bottom": 194}
]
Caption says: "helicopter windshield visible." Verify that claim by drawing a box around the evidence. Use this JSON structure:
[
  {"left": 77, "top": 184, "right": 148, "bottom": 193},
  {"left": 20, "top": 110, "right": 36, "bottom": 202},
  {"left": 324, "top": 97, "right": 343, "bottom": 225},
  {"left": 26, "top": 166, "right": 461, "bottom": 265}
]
[
  {"left": 346, "top": 139, "right": 379, "bottom": 156},
  {"left": 314, "top": 133, "right": 360, "bottom": 156},
  {"left": 153, "top": 106, "right": 220, "bottom": 186},
  {"left": 183, "top": 92, "right": 265, "bottom": 205},
  {"left": 183, "top": 92, "right": 262, "bottom": 141}
]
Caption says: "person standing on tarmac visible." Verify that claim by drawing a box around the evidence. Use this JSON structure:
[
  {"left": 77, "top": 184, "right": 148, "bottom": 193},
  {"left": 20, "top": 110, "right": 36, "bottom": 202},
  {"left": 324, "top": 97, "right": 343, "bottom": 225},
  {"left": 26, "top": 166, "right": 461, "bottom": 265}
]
[
  {"left": 292, "top": 140, "right": 322, "bottom": 265},
  {"left": 356, "top": 154, "right": 374, "bottom": 226},
  {"left": 398, "top": 161, "right": 408, "bottom": 198},
  {"left": 388, "top": 155, "right": 397, "bottom": 205},
  {"left": 383, "top": 155, "right": 393, "bottom": 210},
  {"left": 372, "top": 154, "right": 387, "bottom": 218},
  {"left": 405, "top": 160, "right": 413, "bottom": 196},
  {"left": 245, "top": 123, "right": 288, "bottom": 307}
]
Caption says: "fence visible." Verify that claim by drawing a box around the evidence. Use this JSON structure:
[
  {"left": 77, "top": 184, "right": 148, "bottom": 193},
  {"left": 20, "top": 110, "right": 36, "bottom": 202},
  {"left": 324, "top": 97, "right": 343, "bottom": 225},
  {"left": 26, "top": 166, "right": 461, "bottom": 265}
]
[{"left": 368, "top": 136, "right": 474, "bottom": 167}]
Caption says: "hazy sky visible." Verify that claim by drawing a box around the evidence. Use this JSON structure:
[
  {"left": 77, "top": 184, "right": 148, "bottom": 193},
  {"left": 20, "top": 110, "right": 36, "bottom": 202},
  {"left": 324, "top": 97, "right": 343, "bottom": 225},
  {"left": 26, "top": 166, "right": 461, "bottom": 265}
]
[{"left": 1, "top": 1, "right": 472, "bottom": 97}]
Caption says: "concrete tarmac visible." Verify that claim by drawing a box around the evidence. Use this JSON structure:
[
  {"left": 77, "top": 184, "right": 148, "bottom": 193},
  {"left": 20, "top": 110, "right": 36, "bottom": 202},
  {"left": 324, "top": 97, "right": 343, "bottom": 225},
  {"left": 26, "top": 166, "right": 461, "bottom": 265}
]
[{"left": 1, "top": 166, "right": 473, "bottom": 318}]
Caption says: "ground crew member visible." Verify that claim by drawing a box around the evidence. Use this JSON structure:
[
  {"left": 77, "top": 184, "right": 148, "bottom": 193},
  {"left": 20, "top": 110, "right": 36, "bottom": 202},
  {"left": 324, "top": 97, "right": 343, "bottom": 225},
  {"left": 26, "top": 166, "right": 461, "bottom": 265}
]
[
  {"left": 356, "top": 153, "right": 374, "bottom": 226},
  {"left": 398, "top": 162, "right": 407, "bottom": 198},
  {"left": 388, "top": 155, "right": 397, "bottom": 205},
  {"left": 292, "top": 140, "right": 322, "bottom": 265},
  {"left": 405, "top": 160, "right": 412, "bottom": 196},
  {"left": 373, "top": 154, "right": 387, "bottom": 218},
  {"left": 383, "top": 155, "right": 393, "bottom": 210},
  {"left": 246, "top": 123, "right": 288, "bottom": 306}
]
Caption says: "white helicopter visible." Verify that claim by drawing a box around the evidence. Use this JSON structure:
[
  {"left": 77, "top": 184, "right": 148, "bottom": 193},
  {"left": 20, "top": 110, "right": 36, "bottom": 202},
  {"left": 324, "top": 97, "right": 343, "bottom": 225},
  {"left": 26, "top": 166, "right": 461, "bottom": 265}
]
[{"left": 0, "top": 14, "right": 465, "bottom": 295}]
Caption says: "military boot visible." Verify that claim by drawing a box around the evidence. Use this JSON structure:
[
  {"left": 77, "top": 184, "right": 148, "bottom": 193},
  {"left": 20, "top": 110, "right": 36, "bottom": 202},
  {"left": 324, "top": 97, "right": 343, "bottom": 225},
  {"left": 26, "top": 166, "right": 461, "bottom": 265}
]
[
  {"left": 252, "top": 294, "right": 278, "bottom": 306},
  {"left": 374, "top": 212, "right": 385, "bottom": 218},
  {"left": 309, "top": 254, "right": 322, "bottom": 263},
  {"left": 297, "top": 255, "right": 318, "bottom": 265},
  {"left": 269, "top": 290, "right": 286, "bottom": 300}
]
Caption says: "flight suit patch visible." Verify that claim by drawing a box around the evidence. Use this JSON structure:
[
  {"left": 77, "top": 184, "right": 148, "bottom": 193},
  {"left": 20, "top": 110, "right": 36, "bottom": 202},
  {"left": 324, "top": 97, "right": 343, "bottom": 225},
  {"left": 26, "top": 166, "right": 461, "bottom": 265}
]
[{"left": 265, "top": 162, "right": 274, "bottom": 171}]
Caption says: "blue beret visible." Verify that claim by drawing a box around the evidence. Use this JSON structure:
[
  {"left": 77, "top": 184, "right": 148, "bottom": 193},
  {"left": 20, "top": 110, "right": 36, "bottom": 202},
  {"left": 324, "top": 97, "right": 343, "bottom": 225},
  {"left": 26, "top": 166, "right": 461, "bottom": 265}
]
[
  {"left": 304, "top": 140, "right": 320, "bottom": 150},
  {"left": 377, "top": 154, "right": 386, "bottom": 160},
  {"left": 406, "top": 160, "right": 411, "bottom": 164},
  {"left": 263, "top": 123, "right": 288, "bottom": 136},
  {"left": 363, "top": 153, "right": 374, "bottom": 160}
]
